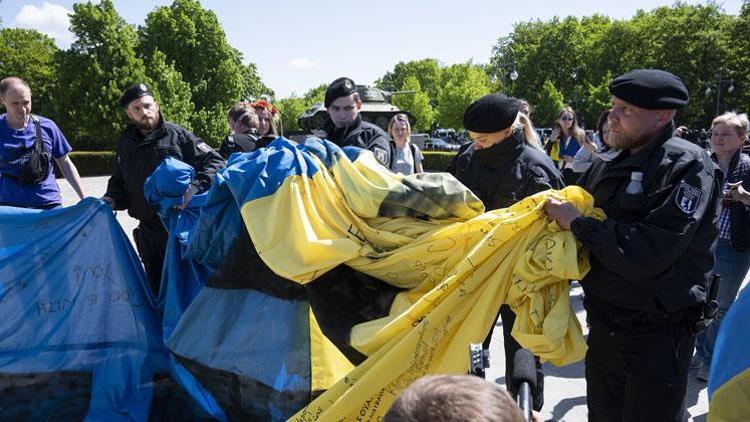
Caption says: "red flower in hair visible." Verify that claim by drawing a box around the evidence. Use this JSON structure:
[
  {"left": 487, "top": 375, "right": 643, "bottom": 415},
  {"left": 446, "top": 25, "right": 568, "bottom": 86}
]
[{"left": 252, "top": 99, "right": 279, "bottom": 115}]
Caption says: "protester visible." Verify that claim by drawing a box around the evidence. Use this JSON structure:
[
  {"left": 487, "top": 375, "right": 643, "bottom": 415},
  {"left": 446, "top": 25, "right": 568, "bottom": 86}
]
[
  {"left": 571, "top": 109, "right": 611, "bottom": 174},
  {"left": 219, "top": 102, "right": 264, "bottom": 159},
  {"left": 546, "top": 106, "right": 584, "bottom": 185},
  {"left": 447, "top": 93, "right": 564, "bottom": 411},
  {"left": 252, "top": 99, "right": 280, "bottom": 138},
  {"left": 324, "top": 77, "right": 392, "bottom": 166},
  {"left": 544, "top": 69, "right": 720, "bottom": 421},
  {"left": 693, "top": 112, "right": 750, "bottom": 382},
  {"left": 0, "top": 76, "right": 85, "bottom": 208},
  {"left": 102, "top": 83, "right": 224, "bottom": 294},
  {"left": 387, "top": 113, "right": 423, "bottom": 175},
  {"left": 383, "top": 375, "right": 525, "bottom": 422}
]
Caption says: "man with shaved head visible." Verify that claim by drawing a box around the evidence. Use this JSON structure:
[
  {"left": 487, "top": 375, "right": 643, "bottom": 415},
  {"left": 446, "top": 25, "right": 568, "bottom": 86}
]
[{"left": 0, "top": 76, "right": 85, "bottom": 208}]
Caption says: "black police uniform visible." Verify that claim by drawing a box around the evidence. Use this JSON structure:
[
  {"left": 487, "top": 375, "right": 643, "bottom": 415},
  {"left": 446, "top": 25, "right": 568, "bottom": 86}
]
[
  {"left": 570, "top": 124, "right": 721, "bottom": 421},
  {"left": 105, "top": 115, "right": 225, "bottom": 293},
  {"left": 325, "top": 115, "right": 391, "bottom": 167},
  {"left": 447, "top": 129, "right": 564, "bottom": 411},
  {"left": 218, "top": 130, "right": 273, "bottom": 160}
]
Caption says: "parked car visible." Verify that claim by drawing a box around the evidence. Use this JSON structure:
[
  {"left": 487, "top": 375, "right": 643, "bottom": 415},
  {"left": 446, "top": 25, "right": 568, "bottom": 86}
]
[
  {"left": 425, "top": 138, "right": 460, "bottom": 151},
  {"left": 433, "top": 128, "right": 457, "bottom": 142}
]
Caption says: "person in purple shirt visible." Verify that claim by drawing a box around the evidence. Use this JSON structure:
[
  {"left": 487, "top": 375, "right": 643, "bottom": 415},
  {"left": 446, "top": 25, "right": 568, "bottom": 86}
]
[{"left": 0, "top": 77, "right": 85, "bottom": 208}]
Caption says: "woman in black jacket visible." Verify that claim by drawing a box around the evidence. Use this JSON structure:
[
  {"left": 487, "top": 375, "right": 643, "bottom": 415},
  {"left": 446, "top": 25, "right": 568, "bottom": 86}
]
[
  {"left": 447, "top": 94, "right": 564, "bottom": 412},
  {"left": 693, "top": 111, "right": 750, "bottom": 382}
]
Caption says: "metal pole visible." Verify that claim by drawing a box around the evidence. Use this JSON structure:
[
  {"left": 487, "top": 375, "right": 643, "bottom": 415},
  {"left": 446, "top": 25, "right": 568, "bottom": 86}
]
[{"left": 716, "top": 71, "right": 722, "bottom": 116}]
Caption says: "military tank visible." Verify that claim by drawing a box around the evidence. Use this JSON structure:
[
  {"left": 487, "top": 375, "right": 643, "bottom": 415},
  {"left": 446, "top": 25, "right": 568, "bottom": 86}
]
[{"left": 297, "top": 85, "right": 415, "bottom": 135}]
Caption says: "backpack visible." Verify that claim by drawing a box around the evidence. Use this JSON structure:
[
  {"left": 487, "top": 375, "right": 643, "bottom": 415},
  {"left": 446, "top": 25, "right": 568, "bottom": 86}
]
[{"left": 3, "top": 115, "right": 51, "bottom": 185}]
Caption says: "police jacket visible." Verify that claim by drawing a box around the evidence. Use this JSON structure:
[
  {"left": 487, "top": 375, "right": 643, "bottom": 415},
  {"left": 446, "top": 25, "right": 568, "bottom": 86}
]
[
  {"left": 716, "top": 149, "right": 750, "bottom": 251},
  {"left": 218, "top": 130, "right": 272, "bottom": 160},
  {"left": 446, "top": 130, "right": 564, "bottom": 210},
  {"left": 105, "top": 116, "right": 225, "bottom": 223},
  {"left": 325, "top": 115, "right": 391, "bottom": 166},
  {"left": 571, "top": 125, "right": 721, "bottom": 321}
]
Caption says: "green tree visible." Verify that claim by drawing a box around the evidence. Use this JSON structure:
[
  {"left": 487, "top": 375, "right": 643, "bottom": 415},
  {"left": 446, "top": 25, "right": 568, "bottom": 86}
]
[
  {"left": 240, "top": 63, "right": 274, "bottom": 101},
  {"left": 435, "top": 63, "right": 491, "bottom": 129},
  {"left": 535, "top": 80, "right": 566, "bottom": 128},
  {"left": 276, "top": 96, "right": 308, "bottom": 132},
  {"left": 145, "top": 49, "right": 194, "bottom": 130},
  {"left": 0, "top": 28, "right": 59, "bottom": 118},
  {"left": 139, "top": 0, "right": 266, "bottom": 144},
  {"left": 376, "top": 59, "right": 442, "bottom": 104},
  {"left": 391, "top": 76, "right": 434, "bottom": 132},
  {"left": 727, "top": 1, "right": 750, "bottom": 117},
  {"left": 55, "top": 0, "right": 148, "bottom": 149}
]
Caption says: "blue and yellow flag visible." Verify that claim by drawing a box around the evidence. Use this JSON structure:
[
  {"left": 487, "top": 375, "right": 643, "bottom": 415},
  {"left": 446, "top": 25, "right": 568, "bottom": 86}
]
[
  {"left": 708, "top": 284, "right": 750, "bottom": 421},
  {"left": 214, "top": 137, "right": 603, "bottom": 420}
]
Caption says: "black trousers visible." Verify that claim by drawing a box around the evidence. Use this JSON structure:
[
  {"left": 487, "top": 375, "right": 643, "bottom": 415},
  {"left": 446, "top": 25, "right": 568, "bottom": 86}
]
[
  {"left": 586, "top": 315, "right": 694, "bottom": 422},
  {"left": 133, "top": 218, "right": 168, "bottom": 296},
  {"left": 483, "top": 304, "right": 545, "bottom": 411}
]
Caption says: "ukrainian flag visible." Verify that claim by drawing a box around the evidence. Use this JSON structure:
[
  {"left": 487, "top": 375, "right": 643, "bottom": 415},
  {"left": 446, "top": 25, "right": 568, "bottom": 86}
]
[
  {"left": 211, "top": 137, "right": 603, "bottom": 420},
  {"left": 708, "top": 284, "right": 750, "bottom": 421}
]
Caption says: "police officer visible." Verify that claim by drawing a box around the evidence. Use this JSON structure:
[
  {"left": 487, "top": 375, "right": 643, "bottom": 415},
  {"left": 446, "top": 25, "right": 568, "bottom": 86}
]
[
  {"left": 102, "top": 83, "right": 224, "bottom": 294},
  {"left": 447, "top": 94, "right": 564, "bottom": 411},
  {"left": 544, "top": 69, "right": 721, "bottom": 421},
  {"left": 324, "top": 77, "right": 392, "bottom": 166},
  {"left": 219, "top": 102, "right": 264, "bottom": 159}
]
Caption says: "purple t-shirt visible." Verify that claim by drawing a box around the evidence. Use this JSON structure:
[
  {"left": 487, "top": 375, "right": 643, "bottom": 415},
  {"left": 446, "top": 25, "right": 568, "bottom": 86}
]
[{"left": 0, "top": 114, "right": 72, "bottom": 207}]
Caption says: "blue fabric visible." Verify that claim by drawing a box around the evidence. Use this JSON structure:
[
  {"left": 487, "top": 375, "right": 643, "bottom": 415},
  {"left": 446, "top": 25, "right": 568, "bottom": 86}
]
[
  {"left": 709, "top": 282, "right": 750, "bottom": 398},
  {"left": 559, "top": 135, "right": 581, "bottom": 158},
  {"left": 696, "top": 238, "right": 750, "bottom": 365},
  {"left": 0, "top": 114, "right": 72, "bottom": 207},
  {"left": 0, "top": 198, "right": 166, "bottom": 421}
]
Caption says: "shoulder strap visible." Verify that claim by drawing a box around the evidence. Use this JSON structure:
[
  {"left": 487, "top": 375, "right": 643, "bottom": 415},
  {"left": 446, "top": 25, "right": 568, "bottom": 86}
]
[
  {"left": 410, "top": 143, "right": 418, "bottom": 173},
  {"left": 388, "top": 140, "right": 396, "bottom": 168},
  {"left": 31, "top": 115, "right": 43, "bottom": 153}
]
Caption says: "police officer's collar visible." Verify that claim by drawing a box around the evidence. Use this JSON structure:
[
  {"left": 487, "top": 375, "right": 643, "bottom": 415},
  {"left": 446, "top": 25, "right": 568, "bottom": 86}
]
[
  {"left": 327, "top": 114, "right": 362, "bottom": 141},
  {"left": 475, "top": 128, "right": 524, "bottom": 168}
]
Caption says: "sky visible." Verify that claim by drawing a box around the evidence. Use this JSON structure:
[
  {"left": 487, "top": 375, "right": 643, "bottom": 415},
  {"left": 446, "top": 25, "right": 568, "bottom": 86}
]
[{"left": 1, "top": 0, "right": 744, "bottom": 98}]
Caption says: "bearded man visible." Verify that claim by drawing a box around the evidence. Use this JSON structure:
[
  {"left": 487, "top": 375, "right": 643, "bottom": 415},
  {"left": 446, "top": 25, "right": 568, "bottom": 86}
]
[
  {"left": 544, "top": 69, "right": 721, "bottom": 421},
  {"left": 102, "top": 83, "right": 224, "bottom": 294}
]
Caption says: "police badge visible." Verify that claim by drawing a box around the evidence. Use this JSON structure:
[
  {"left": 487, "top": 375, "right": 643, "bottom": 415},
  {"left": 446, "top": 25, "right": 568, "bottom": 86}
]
[{"left": 675, "top": 181, "right": 702, "bottom": 214}]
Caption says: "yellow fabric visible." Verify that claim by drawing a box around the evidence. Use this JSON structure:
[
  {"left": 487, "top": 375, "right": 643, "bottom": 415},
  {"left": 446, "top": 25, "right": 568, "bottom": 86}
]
[
  {"left": 549, "top": 139, "right": 560, "bottom": 162},
  {"left": 309, "top": 308, "right": 355, "bottom": 392},
  {"left": 239, "top": 147, "right": 604, "bottom": 421},
  {"left": 709, "top": 368, "right": 750, "bottom": 422}
]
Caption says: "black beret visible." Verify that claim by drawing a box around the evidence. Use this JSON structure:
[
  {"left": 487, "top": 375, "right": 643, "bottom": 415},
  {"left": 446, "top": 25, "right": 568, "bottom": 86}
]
[
  {"left": 609, "top": 69, "right": 688, "bottom": 109},
  {"left": 462, "top": 94, "right": 519, "bottom": 133},
  {"left": 324, "top": 77, "right": 357, "bottom": 107},
  {"left": 120, "top": 83, "right": 153, "bottom": 108}
]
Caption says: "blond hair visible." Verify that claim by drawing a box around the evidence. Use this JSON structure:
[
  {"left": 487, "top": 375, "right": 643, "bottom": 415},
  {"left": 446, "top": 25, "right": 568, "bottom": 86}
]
[{"left": 712, "top": 112, "right": 749, "bottom": 138}]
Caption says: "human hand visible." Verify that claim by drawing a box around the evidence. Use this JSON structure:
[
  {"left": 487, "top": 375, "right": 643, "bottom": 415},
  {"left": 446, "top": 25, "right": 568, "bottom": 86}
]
[
  {"left": 551, "top": 128, "right": 560, "bottom": 140},
  {"left": 583, "top": 136, "right": 598, "bottom": 154},
  {"left": 100, "top": 196, "right": 115, "bottom": 209},
  {"left": 725, "top": 182, "right": 750, "bottom": 206},
  {"left": 177, "top": 185, "right": 199, "bottom": 210},
  {"left": 544, "top": 198, "right": 581, "bottom": 230}
]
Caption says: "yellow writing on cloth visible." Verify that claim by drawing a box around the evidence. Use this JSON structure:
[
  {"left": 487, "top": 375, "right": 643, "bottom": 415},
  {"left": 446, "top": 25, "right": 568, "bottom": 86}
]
[{"left": 240, "top": 147, "right": 604, "bottom": 420}]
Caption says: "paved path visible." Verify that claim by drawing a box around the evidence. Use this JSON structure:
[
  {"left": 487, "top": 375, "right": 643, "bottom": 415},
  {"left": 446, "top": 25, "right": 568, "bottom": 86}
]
[{"left": 57, "top": 176, "right": 714, "bottom": 421}]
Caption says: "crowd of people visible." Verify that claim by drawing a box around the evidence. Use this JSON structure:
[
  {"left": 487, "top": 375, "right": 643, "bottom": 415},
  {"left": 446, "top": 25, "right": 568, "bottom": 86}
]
[{"left": 1, "top": 67, "right": 748, "bottom": 421}]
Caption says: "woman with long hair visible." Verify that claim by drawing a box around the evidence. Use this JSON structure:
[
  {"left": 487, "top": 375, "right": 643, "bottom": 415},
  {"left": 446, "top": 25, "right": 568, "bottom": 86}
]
[
  {"left": 546, "top": 106, "right": 584, "bottom": 185},
  {"left": 447, "top": 94, "right": 563, "bottom": 413},
  {"left": 387, "top": 113, "right": 423, "bottom": 175},
  {"left": 252, "top": 99, "right": 280, "bottom": 138},
  {"left": 572, "top": 109, "right": 612, "bottom": 174}
]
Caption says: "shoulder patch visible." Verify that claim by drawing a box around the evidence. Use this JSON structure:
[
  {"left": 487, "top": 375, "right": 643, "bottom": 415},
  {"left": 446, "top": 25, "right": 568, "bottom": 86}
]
[
  {"left": 675, "top": 181, "right": 702, "bottom": 214},
  {"left": 372, "top": 145, "right": 388, "bottom": 165},
  {"left": 196, "top": 142, "right": 213, "bottom": 154}
]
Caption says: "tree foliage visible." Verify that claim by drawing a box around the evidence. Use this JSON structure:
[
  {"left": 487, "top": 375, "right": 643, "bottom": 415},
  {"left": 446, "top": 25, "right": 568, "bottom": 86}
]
[
  {"left": 0, "top": 28, "right": 59, "bottom": 118},
  {"left": 55, "top": 0, "right": 148, "bottom": 149},
  {"left": 534, "top": 80, "right": 566, "bottom": 127},
  {"left": 391, "top": 76, "right": 434, "bottom": 132},
  {"left": 435, "top": 63, "right": 491, "bottom": 130}
]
